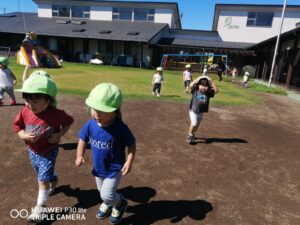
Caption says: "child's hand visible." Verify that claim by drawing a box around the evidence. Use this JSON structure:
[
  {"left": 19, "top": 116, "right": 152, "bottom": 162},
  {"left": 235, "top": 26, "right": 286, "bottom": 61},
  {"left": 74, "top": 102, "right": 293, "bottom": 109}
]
[
  {"left": 13, "top": 80, "right": 17, "bottom": 85},
  {"left": 75, "top": 156, "right": 85, "bottom": 167},
  {"left": 22, "top": 132, "right": 38, "bottom": 143},
  {"left": 48, "top": 133, "right": 62, "bottom": 144},
  {"left": 121, "top": 161, "right": 132, "bottom": 175}
]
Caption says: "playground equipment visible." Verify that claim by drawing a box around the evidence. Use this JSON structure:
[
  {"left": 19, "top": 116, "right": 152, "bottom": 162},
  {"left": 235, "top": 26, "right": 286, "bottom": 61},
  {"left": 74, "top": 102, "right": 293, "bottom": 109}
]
[
  {"left": 16, "top": 32, "right": 61, "bottom": 68},
  {"left": 160, "top": 53, "right": 229, "bottom": 78}
]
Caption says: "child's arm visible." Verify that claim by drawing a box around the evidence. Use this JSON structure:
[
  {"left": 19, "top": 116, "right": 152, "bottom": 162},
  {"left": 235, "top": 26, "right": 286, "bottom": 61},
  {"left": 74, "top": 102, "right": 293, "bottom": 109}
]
[
  {"left": 75, "top": 139, "right": 86, "bottom": 167},
  {"left": 121, "top": 142, "right": 136, "bottom": 175},
  {"left": 210, "top": 80, "right": 218, "bottom": 94},
  {"left": 189, "top": 76, "right": 201, "bottom": 92},
  {"left": 48, "top": 124, "right": 71, "bottom": 144},
  {"left": 10, "top": 71, "right": 17, "bottom": 85}
]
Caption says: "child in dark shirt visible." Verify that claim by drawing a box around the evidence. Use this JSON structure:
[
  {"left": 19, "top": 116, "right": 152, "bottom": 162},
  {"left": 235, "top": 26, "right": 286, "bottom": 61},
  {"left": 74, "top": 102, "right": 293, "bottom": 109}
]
[{"left": 186, "top": 76, "right": 218, "bottom": 144}]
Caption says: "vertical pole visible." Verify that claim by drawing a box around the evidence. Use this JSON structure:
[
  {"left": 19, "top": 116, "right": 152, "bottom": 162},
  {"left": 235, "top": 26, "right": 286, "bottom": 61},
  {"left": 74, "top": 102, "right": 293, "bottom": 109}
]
[{"left": 268, "top": 0, "right": 287, "bottom": 88}]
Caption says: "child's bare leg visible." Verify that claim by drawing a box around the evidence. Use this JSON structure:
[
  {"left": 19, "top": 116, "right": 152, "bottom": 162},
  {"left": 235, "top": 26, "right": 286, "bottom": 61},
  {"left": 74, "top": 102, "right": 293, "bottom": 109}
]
[
  {"left": 189, "top": 125, "right": 198, "bottom": 136},
  {"left": 22, "top": 66, "right": 31, "bottom": 82}
]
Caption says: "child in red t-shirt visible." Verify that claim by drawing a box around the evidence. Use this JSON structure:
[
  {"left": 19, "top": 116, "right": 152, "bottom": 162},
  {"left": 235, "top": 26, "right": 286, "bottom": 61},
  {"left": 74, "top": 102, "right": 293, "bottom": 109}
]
[{"left": 13, "top": 71, "right": 74, "bottom": 223}]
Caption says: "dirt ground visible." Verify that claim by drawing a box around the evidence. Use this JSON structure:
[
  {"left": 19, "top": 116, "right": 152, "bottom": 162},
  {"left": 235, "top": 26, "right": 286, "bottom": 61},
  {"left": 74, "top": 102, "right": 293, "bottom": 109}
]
[{"left": 0, "top": 92, "right": 299, "bottom": 225}]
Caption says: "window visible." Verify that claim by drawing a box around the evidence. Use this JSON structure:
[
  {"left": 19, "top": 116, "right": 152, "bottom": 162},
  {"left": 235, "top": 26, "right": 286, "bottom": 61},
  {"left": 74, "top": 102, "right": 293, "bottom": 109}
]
[
  {"left": 134, "top": 8, "right": 155, "bottom": 21},
  {"left": 247, "top": 12, "right": 273, "bottom": 27},
  {"left": 52, "top": 5, "right": 70, "bottom": 17},
  {"left": 112, "top": 8, "right": 132, "bottom": 21},
  {"left": 71, "top": 6, "right": 90, "bottom": 19}
]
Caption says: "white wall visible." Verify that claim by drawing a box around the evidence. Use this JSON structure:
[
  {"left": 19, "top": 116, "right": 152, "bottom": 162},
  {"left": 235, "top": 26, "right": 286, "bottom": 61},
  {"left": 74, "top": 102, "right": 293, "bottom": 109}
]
[
  {"left": 37, "top": 3, "right": 52, "bottom": 18},
  {"left": 217, "top": 10, "right": 300, "bottom": 43},
  {"left": 90, "top": 6, "right": 112, "bottom": 21},
  {"left": 154, "top": 8, "right": 173, "bottom": 27}
]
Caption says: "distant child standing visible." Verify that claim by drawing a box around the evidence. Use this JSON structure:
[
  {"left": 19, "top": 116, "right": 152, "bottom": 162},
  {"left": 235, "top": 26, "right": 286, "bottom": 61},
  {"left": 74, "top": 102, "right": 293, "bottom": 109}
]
[
  {"left": 242, "top": 71, "right": 250, "bottom": 88},
  {"left": 152, "top": 67, "right": 164, "bottom": 97},
  {"left": 0, "top": 56, "right": 17, "bottom": 106},
  {"left": 183, "top": 64, "right": 193, "bottom": 93},
  {"left": 13, "top": 72, "right": 74, "bottom": 223},
  {"left": 231, "top": 66, "right": 238, "bottom": 84},
  {"left": 187, "top": 75, "right": 218, "bottom": 144},
  {"left": 75, "top": 83, "right": 136, "bottom": 225},
  {"left": 202, "top": 65, "right": 208, "bottom": 76}
]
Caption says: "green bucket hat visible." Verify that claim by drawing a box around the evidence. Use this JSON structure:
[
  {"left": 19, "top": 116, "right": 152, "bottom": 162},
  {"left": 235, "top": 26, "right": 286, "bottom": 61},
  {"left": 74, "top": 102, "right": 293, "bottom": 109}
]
[
  {"left": 16, "top": 72, "right": 57, "bottom": 106},
  {"left": 86, "top": 83, "right": 123, "bottom": 112},
  {"left": 0, "top": 56, "right": 9, "bottom": 67},
  {"left": 30, "top": 70, "right": 51, "bottom": 78}
]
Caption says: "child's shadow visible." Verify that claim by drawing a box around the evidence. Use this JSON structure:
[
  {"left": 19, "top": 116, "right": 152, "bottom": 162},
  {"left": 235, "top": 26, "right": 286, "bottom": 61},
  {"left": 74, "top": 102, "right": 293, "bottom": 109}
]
[
  {"left": 192, "top": 137, "right": 248, "bottom": 145},
  {"left": 121, "top": 199, "right": 213, "bottom": 225},
  {"left": 40, "top": 185, "right": 100, "bottom": 225}
]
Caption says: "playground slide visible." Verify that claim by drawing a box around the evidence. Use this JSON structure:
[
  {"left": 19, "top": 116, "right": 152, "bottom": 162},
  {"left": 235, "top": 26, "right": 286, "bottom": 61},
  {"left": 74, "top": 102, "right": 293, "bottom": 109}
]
[
  {"left": 38, "top": 46, "right": 61, "bottom": 68},
  {"left": 17, "top": 46, "right": 61, "bottom": 68},
  {"left": 18, "top": 46, "right": 39, "bottom": 67}
]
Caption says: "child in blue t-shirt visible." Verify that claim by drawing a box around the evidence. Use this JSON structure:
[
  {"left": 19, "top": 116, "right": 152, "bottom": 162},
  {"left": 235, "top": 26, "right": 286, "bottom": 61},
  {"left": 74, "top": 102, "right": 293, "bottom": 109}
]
[{"left": 75, "top": 83, "right": 136, "bottom": 225}]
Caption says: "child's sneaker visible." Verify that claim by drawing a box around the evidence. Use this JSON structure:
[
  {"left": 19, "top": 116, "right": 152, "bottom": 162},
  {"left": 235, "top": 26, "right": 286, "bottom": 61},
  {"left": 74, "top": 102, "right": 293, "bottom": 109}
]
[
  {"left": 109, "top": 196, "right": 128, "bottom": 224},
  {"left": 96, "top": 202, "right": 113, "bottom": 219},
  {"left": 49, "top": 176, "right": 58, "bottom": 196},
  {"left": 9, "top": 100, "right": 16, "bottom": 105},
  {"left": 186, "top": 134, "right": 195, "bottom": 144},
  {"left": 27, "top": 205, "right": 45, "bottom": 223}
]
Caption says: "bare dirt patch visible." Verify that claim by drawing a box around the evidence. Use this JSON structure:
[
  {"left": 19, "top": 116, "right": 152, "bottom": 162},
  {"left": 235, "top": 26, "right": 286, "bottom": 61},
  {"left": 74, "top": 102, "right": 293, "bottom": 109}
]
[{"left": 0, "top": 93, "right": 299, "bottom": 225}]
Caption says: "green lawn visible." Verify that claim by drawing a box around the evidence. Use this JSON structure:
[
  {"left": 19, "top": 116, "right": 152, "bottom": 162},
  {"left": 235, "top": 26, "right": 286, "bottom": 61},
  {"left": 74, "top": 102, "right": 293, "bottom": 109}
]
[{"left": 7, "top": 59, "right": 287, "bottom": 107}]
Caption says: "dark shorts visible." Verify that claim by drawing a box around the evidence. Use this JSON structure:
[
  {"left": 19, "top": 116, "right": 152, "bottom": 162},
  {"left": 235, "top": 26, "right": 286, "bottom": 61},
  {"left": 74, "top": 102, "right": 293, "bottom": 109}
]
[
  {"left": 153, "top": 83, "right": 162, "bottom": 93},
  {"left": 184, "top": 80, "right": 191, "bottom": 88}
]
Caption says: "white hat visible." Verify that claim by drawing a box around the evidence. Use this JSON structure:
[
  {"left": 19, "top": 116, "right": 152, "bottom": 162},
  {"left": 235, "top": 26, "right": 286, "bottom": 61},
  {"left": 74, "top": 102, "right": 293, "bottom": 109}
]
[
  {"left": 185, "top": 64, "right": 191, "bottom": 69},
  {"left": 156, "top": 67, "right": 163, "bottom": 71},
  {"left": 244, "top": 71, "right": 250, "bottom": 76},
  {"left": 198, "top": 75, "right": 213, "bottom": 87}
]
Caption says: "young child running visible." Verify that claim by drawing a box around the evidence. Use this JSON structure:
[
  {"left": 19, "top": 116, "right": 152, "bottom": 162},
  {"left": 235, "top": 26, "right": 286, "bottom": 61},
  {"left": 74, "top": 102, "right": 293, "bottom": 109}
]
[
  {"left": 0, "top": 56, "right": 17, "bottom": 106},
  {"left": 75, "top": 83, "right": 136, "bottom": 224},
  {"left": 183, "top": 64, "right": 193, "bottom": 93},
  {"left": 152, "top": 67, "right": 164, "bottom": 97},
  {"left": 186, "top": 75, "right": 218, "bottom": 144},
  {"left": 13, "top": 71, "right": 74, "bottom": 223}
]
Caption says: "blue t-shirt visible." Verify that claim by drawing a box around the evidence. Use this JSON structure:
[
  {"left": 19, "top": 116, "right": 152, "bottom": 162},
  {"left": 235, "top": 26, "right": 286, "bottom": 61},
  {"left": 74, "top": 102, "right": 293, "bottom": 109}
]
[{"left": 79, "top": 118, "right": 135, "bottom": 178}]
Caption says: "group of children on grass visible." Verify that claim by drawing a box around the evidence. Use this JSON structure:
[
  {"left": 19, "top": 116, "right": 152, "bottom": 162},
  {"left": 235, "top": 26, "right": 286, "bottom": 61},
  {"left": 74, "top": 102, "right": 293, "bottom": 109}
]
[{"left": 1, "top": 54, "right": 249, "bottom": 223}]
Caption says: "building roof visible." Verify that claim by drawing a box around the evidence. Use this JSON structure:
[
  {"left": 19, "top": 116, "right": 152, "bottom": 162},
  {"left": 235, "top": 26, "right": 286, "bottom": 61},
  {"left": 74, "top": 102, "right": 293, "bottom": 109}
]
[
  {"left": 157, "top": 37, "right": 255, "bottom": 55},
  {"left": 0, "top": 12, "right": 168, "bottom": 43},
  {"left": 158, "top": 37, "right": 253, "bottom": 49},
  {"left": 212, "top": 4, "right": 300, "bottom": 31}
]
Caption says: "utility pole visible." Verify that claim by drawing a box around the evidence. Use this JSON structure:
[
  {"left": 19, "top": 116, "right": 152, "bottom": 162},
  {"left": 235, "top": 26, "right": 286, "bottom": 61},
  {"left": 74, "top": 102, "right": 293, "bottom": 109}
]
[{"left": 268, "top": 0, "right": 287, "bottom": 88}]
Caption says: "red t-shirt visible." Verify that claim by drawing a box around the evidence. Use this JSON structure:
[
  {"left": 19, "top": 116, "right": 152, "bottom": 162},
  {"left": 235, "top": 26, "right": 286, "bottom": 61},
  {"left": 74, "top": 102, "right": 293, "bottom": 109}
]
[{"left": 13, "top": 106, "right": 74, "bottom": 155}]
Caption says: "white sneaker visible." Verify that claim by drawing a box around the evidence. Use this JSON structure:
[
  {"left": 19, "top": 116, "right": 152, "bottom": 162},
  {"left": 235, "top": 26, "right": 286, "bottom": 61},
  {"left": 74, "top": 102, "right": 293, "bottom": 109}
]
[{"left": 27, "top": 205, "right": 45, "bottom": 223}]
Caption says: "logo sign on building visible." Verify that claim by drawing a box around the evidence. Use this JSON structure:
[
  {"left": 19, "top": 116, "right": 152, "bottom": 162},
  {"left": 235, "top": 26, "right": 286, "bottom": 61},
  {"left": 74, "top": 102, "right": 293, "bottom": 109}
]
[{"left": 224, "top": 17, "right": 239, "bottom": 29}]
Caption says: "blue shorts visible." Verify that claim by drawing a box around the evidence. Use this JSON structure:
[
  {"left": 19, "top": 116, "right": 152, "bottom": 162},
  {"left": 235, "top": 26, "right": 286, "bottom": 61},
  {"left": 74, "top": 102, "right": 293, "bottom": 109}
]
[{"left": 28, "top": 148, "right": 59, "bottom": 182}]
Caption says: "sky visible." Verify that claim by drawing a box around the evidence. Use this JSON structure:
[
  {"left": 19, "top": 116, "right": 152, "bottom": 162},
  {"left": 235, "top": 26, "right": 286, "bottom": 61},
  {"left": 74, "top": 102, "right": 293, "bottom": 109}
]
[{"left": 1, "top": 0, "right": 300, "bottom": 30}]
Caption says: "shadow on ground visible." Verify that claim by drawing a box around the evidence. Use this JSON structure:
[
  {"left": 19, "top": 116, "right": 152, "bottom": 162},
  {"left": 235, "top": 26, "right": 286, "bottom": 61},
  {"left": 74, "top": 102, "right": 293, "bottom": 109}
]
[
  {"left": 40, "top": 185, "right": 212, "bottom": 225},
  {"left": 192, "top": 137, "right": 248, "bottom": 145}
]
